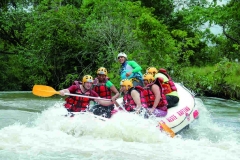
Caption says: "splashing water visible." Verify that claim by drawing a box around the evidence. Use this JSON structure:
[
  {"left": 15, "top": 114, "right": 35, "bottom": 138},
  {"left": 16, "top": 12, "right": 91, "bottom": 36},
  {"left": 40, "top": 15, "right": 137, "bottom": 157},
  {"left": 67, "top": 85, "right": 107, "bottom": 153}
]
[{"left": 0, "top": 98, "right": 240, "bottom": 160}]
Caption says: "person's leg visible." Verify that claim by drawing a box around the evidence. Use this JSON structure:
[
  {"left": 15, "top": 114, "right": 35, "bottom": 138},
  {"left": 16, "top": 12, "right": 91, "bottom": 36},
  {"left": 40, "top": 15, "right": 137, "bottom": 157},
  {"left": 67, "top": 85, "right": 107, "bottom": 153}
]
[
  {"left": 91, "top": 104, "right": 114, "bottom": 118},
  {"left": 166, "top": 95, "right": 179, "bottom": 108},
  {"left": 152, "top": 108, "right": 168, "bottom": 117},
  {"left": 91, "top": 104, "right": 104, "bottom": 115},
  {"left": 106, "top": 104, "right": 114, "bottom": 118}
]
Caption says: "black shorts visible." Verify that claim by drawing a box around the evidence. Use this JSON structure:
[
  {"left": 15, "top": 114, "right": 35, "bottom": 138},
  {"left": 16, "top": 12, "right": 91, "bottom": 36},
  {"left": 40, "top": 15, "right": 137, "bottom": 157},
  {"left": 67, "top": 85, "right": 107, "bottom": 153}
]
[
  {"left": 166, "top": 95, "right": 179, "bottom": 108},
  {"left": 90, "top": 104, "right": 114, "bottom": 118}
]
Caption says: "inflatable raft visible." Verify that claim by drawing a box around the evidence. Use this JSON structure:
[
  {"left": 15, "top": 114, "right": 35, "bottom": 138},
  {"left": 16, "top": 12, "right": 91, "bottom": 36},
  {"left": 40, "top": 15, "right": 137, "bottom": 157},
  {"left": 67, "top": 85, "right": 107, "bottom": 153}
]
[
  {"left": 67, "top": 83, "right": 199, "bottom": 135},
  {"left": 114, "top": 83, "right": 199, "bottom": 135},
  {"left": 155, "top": 83, "right": 199, "bottom": 134}
]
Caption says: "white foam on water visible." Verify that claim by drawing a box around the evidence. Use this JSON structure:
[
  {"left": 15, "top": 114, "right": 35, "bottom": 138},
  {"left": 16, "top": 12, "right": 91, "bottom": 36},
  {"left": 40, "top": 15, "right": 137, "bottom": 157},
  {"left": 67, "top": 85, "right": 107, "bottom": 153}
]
[{"left": 0, "top": 99, "right": 240, "bottom": 160}]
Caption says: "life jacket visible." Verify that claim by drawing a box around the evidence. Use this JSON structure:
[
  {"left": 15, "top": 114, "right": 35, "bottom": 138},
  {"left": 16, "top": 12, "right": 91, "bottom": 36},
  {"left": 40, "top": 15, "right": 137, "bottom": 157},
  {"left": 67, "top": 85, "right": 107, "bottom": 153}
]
[
  {"left": 72, "top": 80, "right": 81, "bottom": 88},
  {"left": 143, "top": 78, "right": 168, "bottom": 111},
  {"left": 158, "top": 68, "right": 177, "bottom": 94},
  {"left": 93, "top": 77, "right": 112, "bottom": 99},
  {"left": 123, "top": 86, "right": 147, "bottom": 111},
  {"left": 64, "top": 81, "right": 94, "bottom": 112}
]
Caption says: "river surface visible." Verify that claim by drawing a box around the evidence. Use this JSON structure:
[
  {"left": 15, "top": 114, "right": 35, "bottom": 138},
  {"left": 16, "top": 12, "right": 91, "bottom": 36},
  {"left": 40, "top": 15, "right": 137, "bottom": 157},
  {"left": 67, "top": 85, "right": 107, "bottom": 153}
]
[{"left": 0, "top": 91, "right": 240, "bottom": 160}]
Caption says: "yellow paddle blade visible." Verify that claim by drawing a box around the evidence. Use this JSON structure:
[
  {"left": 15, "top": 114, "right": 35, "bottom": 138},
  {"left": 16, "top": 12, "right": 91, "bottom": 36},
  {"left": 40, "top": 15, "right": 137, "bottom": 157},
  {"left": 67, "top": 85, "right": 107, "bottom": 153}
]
[
  {"left": 32, "top": 85, "right": 60, "bottom": 97},
  {"left": 160, "top": 122, "right": 175, "bottom": 138}
]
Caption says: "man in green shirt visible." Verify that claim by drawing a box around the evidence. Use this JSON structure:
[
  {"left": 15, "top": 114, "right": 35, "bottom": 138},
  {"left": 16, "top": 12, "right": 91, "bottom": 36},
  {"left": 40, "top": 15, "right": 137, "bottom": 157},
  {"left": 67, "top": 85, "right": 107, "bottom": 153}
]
[{"left": 117, "top": 52, "right": 144, "bottom": 87}]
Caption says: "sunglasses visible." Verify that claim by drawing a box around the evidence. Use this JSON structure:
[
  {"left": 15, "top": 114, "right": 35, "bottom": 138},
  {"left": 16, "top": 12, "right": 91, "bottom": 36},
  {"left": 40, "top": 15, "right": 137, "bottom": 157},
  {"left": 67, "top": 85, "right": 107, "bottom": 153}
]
[{"left": 118, "top": 56, "right": 125, "bottom": 59}]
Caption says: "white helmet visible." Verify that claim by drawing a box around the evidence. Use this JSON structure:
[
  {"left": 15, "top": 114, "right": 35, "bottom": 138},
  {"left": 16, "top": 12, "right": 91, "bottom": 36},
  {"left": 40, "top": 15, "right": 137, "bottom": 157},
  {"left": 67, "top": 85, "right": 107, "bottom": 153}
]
[{"left": 117, "top": 52, "right": 127, "bottom": 59}]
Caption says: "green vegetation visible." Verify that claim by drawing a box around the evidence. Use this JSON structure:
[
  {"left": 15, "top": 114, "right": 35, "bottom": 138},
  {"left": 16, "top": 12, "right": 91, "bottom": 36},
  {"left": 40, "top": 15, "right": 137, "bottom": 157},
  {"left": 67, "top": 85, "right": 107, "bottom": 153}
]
[
  {"left": 175, "top": 58, "right": 240, "bottom": 100},
  {"left": 0, "top": 0, "right": 240, "bottom": 100}
]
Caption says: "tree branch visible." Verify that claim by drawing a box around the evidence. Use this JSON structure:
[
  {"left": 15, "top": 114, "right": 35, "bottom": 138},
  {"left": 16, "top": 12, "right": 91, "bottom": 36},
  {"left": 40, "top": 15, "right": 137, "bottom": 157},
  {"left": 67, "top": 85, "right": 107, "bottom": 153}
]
[{"left": 222, "top": 24, "right": 240, "bottom": 44}]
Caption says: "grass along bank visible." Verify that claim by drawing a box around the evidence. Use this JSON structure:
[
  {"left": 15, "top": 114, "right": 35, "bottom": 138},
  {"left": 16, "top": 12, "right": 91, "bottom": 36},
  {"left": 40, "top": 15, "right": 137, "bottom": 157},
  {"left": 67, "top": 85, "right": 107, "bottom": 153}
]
[{"left": 175, "top": 59, "right": 240, "bottom": 101}]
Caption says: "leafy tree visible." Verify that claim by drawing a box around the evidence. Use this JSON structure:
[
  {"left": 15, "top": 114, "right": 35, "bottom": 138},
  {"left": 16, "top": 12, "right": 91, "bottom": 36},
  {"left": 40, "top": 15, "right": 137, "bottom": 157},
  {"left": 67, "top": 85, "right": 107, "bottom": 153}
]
[
  {"left": 0, "top": 8, "right": 33, "bottom": 90},
  {"left": 209, "top": 1, "right": 240, "bottom": 60},
  {"left": 130, "top": 0, "right": 174, "bottom": 24},
  {"left": 23, "top": 4, "right": 87, "bottom": 88},
  {"left": 79, "top": 0, "right": 151, "bottom": 85}
]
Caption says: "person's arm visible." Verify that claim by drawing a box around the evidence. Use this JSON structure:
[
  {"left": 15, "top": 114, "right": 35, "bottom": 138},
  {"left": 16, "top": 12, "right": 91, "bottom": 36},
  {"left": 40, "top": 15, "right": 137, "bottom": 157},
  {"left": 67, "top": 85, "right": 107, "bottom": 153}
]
[
  {"left": 92, "top": 90, "right": 114, "bottom": 106},
  {"left": 59, "top": 85, "right": 77, "bottom": 96},
  {"left": 110, "top": 85, "right": 120, "bottom": 107},
  {"left": 110, "top": 86, "right": 120, "bottom": 99},
  {"left": 130, "top": 89, "right": 142, "bottom": 111},
  {"left": 128, "top": 61, "right": 142, "bottom": 73},
  {"left": 106, "top": 81, "right": 120, "bottom": 101},
  {"left": 150, "top": 84, "right": 161, "bottom": 112},
  {"left": 95, "top": 99, "right": 114, "bottom": 106},
  {"left": 59, "top": 89, "right": 70, "bottom": 96},
  {"left": 126, "top": 61, "right": 142, "bottom": 77}
]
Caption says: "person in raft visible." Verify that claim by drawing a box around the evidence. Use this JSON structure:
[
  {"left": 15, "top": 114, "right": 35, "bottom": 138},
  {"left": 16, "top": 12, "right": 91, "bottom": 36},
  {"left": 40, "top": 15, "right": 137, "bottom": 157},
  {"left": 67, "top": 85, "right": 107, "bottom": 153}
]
[
  {"left": 117, "top": 52, "right": 144, "bottom": 87},
  {"left": 142, "top": 73, "right": 168, "bottom": 117},
  {"left": 120, "top": 79, "right": 147, "bottom": 113},
  {"left": 59, "top": 75, "right": 114, "bottom": 118},
  {"left": 146, "top": 67, "right": 179, "bottom": 108},
  {"left": 90, "top": 67, "right": 120, "bottom": 117}
]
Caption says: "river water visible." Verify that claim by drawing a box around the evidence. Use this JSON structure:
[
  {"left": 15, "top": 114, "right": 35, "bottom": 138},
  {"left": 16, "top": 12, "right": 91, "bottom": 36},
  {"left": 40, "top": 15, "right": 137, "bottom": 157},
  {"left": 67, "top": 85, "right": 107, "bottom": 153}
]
[{"left": 0, "top": 91, "right": 240, "bottom": 160}]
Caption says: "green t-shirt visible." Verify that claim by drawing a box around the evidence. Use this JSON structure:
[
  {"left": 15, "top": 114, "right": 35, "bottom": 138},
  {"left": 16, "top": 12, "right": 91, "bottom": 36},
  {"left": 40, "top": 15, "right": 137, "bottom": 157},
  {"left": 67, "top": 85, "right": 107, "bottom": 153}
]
[
  {"left": 106, "top": 80, "right": 113, "bottom": 88},
  {"left": 120, "top": 60, "right": 143, "bottom": 80}
]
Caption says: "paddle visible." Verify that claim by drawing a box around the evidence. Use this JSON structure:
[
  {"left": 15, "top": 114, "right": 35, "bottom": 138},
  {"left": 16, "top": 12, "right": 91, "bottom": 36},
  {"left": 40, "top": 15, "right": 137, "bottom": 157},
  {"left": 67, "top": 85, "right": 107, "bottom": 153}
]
[
  {"left": 32, "top": 85, "right": 111, "bottom": 101},
  {"left": 159, "top": 122, "right": 175, "bottom": 138},
  {"left": 116, "top": 97, "right": 128, "bottom": 112}
]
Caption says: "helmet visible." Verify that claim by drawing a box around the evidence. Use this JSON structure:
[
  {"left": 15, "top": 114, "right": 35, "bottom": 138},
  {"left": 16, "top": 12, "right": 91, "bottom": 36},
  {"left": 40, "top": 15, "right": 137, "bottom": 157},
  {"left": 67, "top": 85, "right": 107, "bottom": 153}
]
[
  {"left": 120, "top": 79, "right": 133, "bottom": 90},
  {"left": 117, "top": 52, "right": 127, "bottom": 59},
  {"left": 97, "top": 67, "right": 107, "bottom": 76},
  {"left": 146, "top": 67, "right": 158, "bottom": 76},
  {"left": 143, "top": 73, "right": 155, "bottom": 84},
  {"left": 82, "top": 75, "right": 93, "bottom": 84}
]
